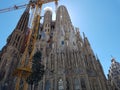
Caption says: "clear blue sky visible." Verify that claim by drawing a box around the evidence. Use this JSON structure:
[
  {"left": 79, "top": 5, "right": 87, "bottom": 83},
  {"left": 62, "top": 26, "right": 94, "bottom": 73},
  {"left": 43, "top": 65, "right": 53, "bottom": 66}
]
[{"left": 0, "top": 0, "right": 120, "bottom": 78}]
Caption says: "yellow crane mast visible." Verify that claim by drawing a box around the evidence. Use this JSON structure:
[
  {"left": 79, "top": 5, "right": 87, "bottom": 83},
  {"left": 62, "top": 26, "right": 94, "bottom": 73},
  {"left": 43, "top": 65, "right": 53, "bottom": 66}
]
[{"left": 13, "top": 0, "right": 58, "bottom": 90}]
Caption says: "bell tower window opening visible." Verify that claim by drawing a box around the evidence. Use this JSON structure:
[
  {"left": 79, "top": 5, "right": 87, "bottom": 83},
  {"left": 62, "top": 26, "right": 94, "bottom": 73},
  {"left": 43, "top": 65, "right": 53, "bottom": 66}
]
[
  {"left": 61, "top": 41, "right": 64, "bottom": 45},
  {"left": 19, "top": 79, "right": 24, "bottom": 90},
  {"left": 17, "top": 36, "right": 20, "bottom": 41},
  {"left": 81, "top": 78, "right": 86, "bottom": 90},
  {"left": 73, "top": 42, "right": 75, "bottom": 46},
  {"left": 45, "top": 80, "right": 50, "bottom": 90},
  {"left": 66, "top": 79, "right": 70, "bottom": 90},
  {"left": 74, "top": 78, "right": 80, "bottom": 90}
]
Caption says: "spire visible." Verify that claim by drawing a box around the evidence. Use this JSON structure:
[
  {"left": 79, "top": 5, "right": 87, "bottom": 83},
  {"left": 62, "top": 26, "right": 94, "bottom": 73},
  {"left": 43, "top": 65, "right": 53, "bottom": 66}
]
[
  {"left": 111, "top": 57, "right": 116, "bottom": 63},
  {"left": 83, "top": 32, "right": 90, "bottom": 46},
  {"left": 83, "top": 32, "right": 86, "bottom": 38},
  {"left": 75, "top": 27, "right": 83, "bottom": 43},
  {"left": 43, "top": 8, "right": 52, "bottom": 35},
  {"left": 25, "top": 4, "right": 30, "bottom": 12},
  {"left": 96, "top": 54, "right": 99, "bottom": 60},
  {"left": 15, "top": 5, "right": 30, "bottom": 32},
  {"left": 7, "top": 5, "right": 30, "bottom": 49}
]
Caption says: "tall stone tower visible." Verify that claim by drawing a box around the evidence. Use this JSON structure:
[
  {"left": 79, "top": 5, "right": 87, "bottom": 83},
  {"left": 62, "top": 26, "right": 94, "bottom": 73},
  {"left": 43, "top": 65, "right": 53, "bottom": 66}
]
[
  {"left": 108, "top": 58, "right": 120, "bottom": 90},
  {"left": 0, "top": 5, "right": 30, "bottom": 90},
  {"left": 0, "top": 4, "right": 108, "bottom": 90}
]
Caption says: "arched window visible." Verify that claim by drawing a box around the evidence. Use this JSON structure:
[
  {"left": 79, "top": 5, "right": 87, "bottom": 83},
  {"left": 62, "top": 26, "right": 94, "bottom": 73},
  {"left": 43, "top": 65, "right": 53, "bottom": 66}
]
[
  {"left": 61, "top": 41, "right": 64, "bottom": 45},
  {"left": 74, "top": 78, "right": 80, "bottom": 90},
  {"left": 58, "top": 78, "right": 64, "bottom": 90},
  {"left": 94, "top": 84, "right": 99, "bottom": 90},
  {"left": 73, "top": 42, "right": 75, "bottom": 46},
  {"left": 0, "top": 70, "right": 5, "bottom": 81},
  {"left": 19, "top": 79, "right": 24, "bottom": 90},
  {"left": 66, "top": 78, "right": 70, "bottom": 90},
  {"left": 81, "top": 78, "right": 86, "bottom": 90},
  {"left": 45, "top": 80, "right": 50, "bottom": 90},
  {"left": 93, "top": 81, "right": 99, "bottom": 90},
  {"left": 39, "top": 81, "right": 43, "bottom": 90}
]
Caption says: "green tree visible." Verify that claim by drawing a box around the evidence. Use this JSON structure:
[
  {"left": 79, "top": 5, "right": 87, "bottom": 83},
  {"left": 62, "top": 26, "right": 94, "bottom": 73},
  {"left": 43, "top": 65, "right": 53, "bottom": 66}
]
[{"left": 26, "top": 51, "right": 44, "bottom": 90}]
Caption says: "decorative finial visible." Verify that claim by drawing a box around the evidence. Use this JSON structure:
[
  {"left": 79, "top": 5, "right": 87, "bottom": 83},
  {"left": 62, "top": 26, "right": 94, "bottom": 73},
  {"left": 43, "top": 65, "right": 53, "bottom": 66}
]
[
  {"left": 111, "top": 55, "right": 116, "bottom": 63},
  {"left": 96, "top": 54, "right": 98, "bottom": 59},
  {"left": 83, "top": 32, "right": 85, "bottom": 38}
]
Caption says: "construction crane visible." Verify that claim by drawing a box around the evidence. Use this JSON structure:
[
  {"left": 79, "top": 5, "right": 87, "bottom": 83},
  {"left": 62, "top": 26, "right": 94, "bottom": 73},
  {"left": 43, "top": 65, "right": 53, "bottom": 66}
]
[
  {"left": 0, "top": 4, "right": 28, "bottom": 13},
  {"left": 0, "top": 0, "right": 58, "bottom": 13},
  {"left": 10, "top": 0, "right": 59, "bottom": 90}
]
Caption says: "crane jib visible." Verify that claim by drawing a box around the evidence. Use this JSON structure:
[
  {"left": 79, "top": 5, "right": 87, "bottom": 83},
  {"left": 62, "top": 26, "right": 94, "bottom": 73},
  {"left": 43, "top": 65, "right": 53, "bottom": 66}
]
[
  {"left": 0, "top": 4, "right": 28, "bottom": 13},
  {"left": 0, "top": 0, "right": 58, "bottom": 13}
]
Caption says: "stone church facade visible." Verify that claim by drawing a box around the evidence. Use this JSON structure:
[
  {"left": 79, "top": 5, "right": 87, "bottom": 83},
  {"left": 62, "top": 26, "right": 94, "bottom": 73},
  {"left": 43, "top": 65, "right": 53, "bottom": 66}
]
[{"left": 0, "top": 5, "right": 109, "bottom": 90}]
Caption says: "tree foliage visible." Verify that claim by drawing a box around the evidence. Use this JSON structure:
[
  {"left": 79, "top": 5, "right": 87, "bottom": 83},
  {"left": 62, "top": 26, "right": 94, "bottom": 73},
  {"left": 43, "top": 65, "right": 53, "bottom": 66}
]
[{"left": 26, "top": 51, "right": 44, "bottom": 85}]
